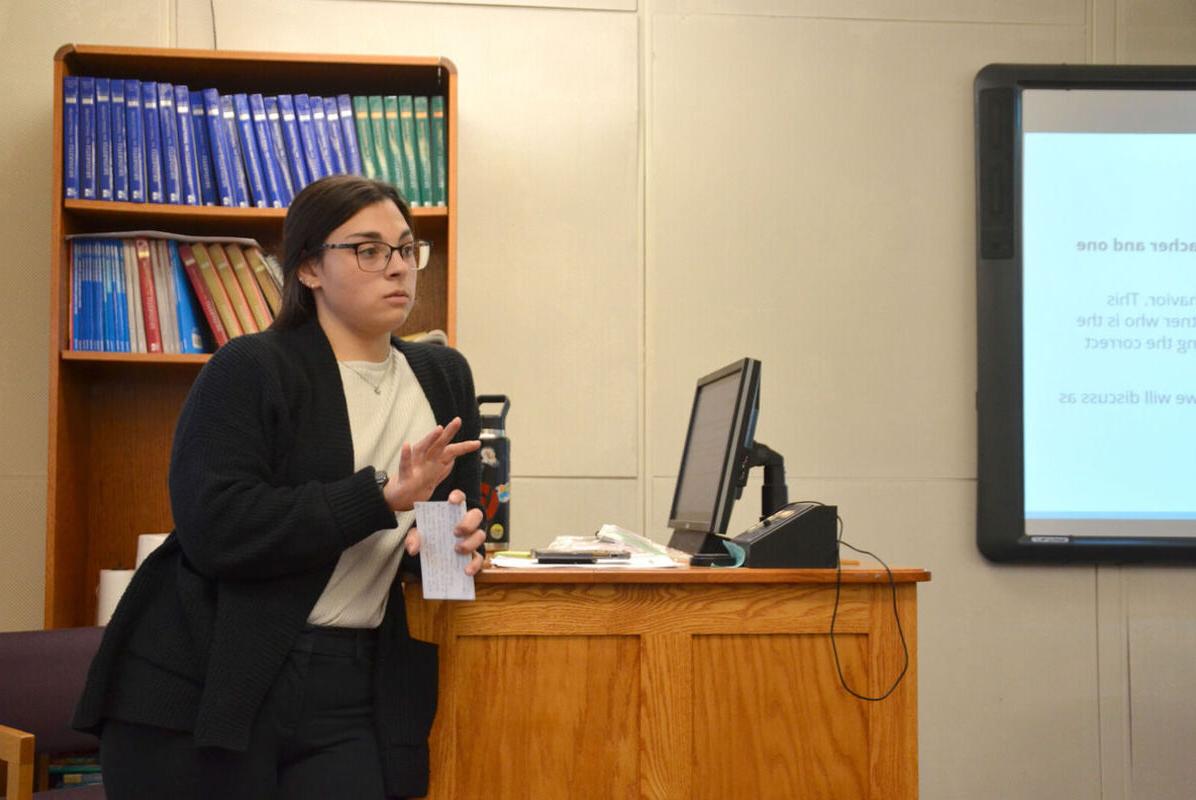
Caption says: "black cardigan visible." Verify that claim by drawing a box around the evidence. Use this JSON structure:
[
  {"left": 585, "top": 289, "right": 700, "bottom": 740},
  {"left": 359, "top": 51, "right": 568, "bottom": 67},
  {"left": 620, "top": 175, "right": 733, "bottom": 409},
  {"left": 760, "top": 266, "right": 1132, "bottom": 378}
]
[{"left": 73, "top": 319, "right": 480, "bottom": 798}]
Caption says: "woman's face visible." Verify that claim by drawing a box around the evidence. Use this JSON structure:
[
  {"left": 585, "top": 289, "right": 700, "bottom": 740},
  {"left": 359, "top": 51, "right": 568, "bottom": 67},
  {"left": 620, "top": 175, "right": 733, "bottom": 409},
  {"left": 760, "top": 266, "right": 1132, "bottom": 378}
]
[{"left": 301, "top": 199, "right": 418, "bottom": 342}]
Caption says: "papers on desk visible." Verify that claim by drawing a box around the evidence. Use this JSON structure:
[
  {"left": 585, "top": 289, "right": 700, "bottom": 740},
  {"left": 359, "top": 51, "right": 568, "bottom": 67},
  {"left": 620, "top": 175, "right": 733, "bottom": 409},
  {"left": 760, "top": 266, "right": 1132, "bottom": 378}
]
[
  {"left": 490, "top": 525, "right": 681, "bottom": 569},
  {"left": 414, "top": 501, "right": 475, "bottom": 600}
]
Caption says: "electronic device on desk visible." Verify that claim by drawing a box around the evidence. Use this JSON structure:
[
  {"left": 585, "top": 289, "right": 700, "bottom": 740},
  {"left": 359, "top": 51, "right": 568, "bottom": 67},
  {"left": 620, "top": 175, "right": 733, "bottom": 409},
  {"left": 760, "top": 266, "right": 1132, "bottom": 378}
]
[{"left": 665, "top": 357, "right": 838, "bottom": 568}]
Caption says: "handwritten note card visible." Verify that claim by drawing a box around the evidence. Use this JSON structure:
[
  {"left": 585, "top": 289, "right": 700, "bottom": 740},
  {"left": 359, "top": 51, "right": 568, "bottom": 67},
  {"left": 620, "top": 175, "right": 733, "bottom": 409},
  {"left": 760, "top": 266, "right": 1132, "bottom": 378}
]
[{"left": 414, "top": 501, "right": 475, "bottom": 600}]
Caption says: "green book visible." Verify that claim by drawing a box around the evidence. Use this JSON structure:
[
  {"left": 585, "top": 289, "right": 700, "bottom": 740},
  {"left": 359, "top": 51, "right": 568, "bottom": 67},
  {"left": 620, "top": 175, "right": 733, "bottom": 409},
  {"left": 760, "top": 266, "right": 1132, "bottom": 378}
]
[
  {"left": 352, "top": 96, "right": 379, "bottom": 180},
  {"left": 386, "top": 96, "right": 414, "bottom": 204},
  {"left": 397, "top": 96, "right": 422, "bottom": 206},
  {"left": 413, "top": 97, "right": 434, "bottom": 208},
  {"left": 429, "top": 95, "right": 446, "bottom": 206},
  {"left": 367, "top": 96, "right": 393, "bottom": 184}
]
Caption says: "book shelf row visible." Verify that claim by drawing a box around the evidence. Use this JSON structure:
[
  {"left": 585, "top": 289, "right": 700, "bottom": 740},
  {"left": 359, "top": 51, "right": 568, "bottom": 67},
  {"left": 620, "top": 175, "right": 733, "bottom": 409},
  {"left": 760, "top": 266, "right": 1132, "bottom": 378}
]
[
  {"left": 63, "top": 76, "right": 447, "bottom": 211},
  {"left": 69, "top": 234, "right": 281, "bottom": 355}
]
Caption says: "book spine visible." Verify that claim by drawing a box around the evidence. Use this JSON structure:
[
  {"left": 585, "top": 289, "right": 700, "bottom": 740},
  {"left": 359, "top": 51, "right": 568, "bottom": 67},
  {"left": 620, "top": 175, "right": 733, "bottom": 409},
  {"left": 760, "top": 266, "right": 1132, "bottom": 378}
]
[
  {"left": 352, "top": 96, "right": 378, "bottom": 181},
  {"left": 430, "top": 95, "right": 447, "bottom": 207},
  {"left": 189, "top": 90, "right": 217, "bottom": 205},
  {"left": 111, "top": 80, "right": 128, "bottom": 202},
  {"left": 220, "top": 95, "right": 251, "bottom": 207},
  {"left": 174, "top": 86, "right": 201, "bottom": 206},
  {"left": 157, "top": 83, "right": 182, "bottom": 204},
  {"left": 102, "top": 238, "right": 116, "bottom": 350},
  {"left": 309, "top": 94, "right": 335, "bottom": 177},
  {"left": 226, "top": 244, "right": 272, "bottom": 329},
  {"left": 191, "top": 243, "right": 244, "bottom": 339},
  {"left": 277, "top": 95, "right": 310, "bottom": 192},
  {"left": 323, "top": 97, "right": 348, "bottom": 175},
  {"left": 294, "top": 94, "right": 325, "bottom": 182},
  {"left": 124, "top": 80, "right": 146, "bottom": 203},
  {"left": 80, "top": 77, "right": 96, "bottom": 200},
  {"left": 79, "top": 241, "right": 92, "bottom": 350},
  {"left": 413, "top": 97, "right": 434, "bottom": 208},
  {"left": 368, "top": 96, "right": 392, "bottom": 184},
  {"left": 233, "top": 93, "right": 269, "bottom": 208},
  {"left": 123, "top": 241, "right": 146, "bottom": 351},
  {"left": 249, "top": 94, "right": 284, "bottom": 207},
  {"left": 141, "top": 83, "right": 164, "bottom": 203},
  {"left": 87, "top": 240, "right": 99, "bottom": 350},
  {"left": 134, "top": 238, "right": 163, "bottom": 352},
  {"left": 396, "top": 95, "right": 420, "bottom": 204},
  {"left": 383, "top": 96, "right": 407, "bottom": 199},
  {"left": 95, "top": 78, "right": 113, "bottom": 201},
  {"left": 202, "top": 89, "right": 235, "bottom": 207},
  {"left": 107, "top": 241, "right": 128, "bottom": 352},
  {"left": 63, "top": 76, "right": 80, "bottom": 199},
  {"left": 264, "top": 97, "right": 296, "bottom": 204},
  {"left": 244, "top": 247, "right": 283, "bottom": 316},
  {"left": 208, "top": 244, "right": 258, "bottom": 334},
  {"left": 168, "top": 240, "right": 207, "bottom": 353},
  {"left": 152, "top": 239, "right": 179, "bottom": 353},
  {"left": 119, "top": 240, "right": 137, "bottom": 351},
  {"left": 337, "top": 94, "right": 363, "bottom": 176},
  {"left": 178, "top": 243, "right": 229, "bottom": 348},
  {"left": 70, "top": 242, "right": 82, "bottom": 349}
]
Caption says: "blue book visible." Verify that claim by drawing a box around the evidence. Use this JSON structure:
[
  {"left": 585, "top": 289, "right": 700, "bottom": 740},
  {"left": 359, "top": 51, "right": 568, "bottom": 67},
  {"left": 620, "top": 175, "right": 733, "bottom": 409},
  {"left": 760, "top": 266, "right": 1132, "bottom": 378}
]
[
  {"left": 70, "top": 242, "right": 83, "bottom": 348},
  {"left": 190, "top": 90, "right": 217, "bottom": 205},
  {"left": 264, "top": 97, "right": 296, "bottom": 203},
  {"left": 248, "top": 94, "right": 284, "bottom": 207},
  {"left": 63, "top": 76, "right": 80, "bottom": 199},
  {"left": 336, "top": 94, "right": 363, "bottom": 176},
  {"left": 276, "top": 95, "right": 310, "bottom": 191},
  {"left": 174, "top": 86, "right": 201, "bottom": 205},
  {"left": 109, "top": 240, "right": 130, "bottom": 352},
  {"left": 83, "top": 240, "right": 98, "bottom": 350},
  {"left": 309, "top": 94, "right": 335, "bottom": 177},
  {"left": 168, "top": 241, "right": 207, "bottom": 353},
  {"left": 102, "top": 240, "right": 116, "bottom": 350},
  {"left": 124, "top": 80, "right": 146, "bottom": 203},
  {"left": 157, "top": 83, "right": 182, "bottom": 204},
  {"left": 220, "top": 94, "right": 251, "bottom": 207},
  {"left": 323, "top": 97, "right": 348, "bottom": 175},
  {"left": 75, "top": 241, "right": 90, "bottom": 350},
  {"left": 95, "top": 79, "right": 113, "bottom": 201},
  {"left": 233, "top": 94, "right": 269, "bottom": 207},
  {"left": 202, "top": 89, "right": 235, "bottom": 206},
  {"left": 111, "top": 80, "right": 128, "bottom": 201},
  {"left": 293, "top": 94, "right": 324, "bottom": 182},
  {"left": 141, "top": 83, "right": 164, "bottom": 203},
  {"left": 80, "top": 77, "right": 97, "bottom": 199}
]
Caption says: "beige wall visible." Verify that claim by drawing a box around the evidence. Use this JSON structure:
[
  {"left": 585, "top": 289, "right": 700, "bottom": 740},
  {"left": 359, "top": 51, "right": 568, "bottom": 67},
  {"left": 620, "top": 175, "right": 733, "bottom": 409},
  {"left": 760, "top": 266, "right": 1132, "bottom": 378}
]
[{"left": 2, "top": 0, "right": 1195, "bottom": 797}]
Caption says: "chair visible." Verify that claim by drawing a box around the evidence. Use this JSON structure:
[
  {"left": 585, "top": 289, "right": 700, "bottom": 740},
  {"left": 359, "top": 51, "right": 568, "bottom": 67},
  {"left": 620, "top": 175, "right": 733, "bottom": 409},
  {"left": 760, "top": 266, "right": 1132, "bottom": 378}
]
[{"left": 0, "top": 627, "right": 106, "bottom": 799}]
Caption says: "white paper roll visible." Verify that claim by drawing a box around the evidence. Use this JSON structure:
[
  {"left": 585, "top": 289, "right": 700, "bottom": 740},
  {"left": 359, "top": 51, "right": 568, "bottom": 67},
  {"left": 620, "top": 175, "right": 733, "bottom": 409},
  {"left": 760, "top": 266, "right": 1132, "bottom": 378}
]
[
  {"left": 96, "top": 569, "right": 135, "bottom": 626},
  {"left": 136, "top": 533, "right": 170, "bottom": 568}
]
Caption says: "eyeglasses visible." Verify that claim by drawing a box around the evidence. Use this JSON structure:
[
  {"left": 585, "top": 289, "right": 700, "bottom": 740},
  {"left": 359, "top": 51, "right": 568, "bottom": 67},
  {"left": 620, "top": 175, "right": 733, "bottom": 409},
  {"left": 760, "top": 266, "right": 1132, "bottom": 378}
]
[{"left": 320, "top": 239, "right": 432, "bottom": 272}]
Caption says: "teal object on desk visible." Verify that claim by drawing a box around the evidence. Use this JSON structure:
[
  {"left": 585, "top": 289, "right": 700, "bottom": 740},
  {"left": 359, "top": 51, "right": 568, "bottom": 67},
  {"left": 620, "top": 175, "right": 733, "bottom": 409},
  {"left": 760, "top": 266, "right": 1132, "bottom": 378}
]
[{"left": 714, "top": 540, "right": 745, "bottom": 568}]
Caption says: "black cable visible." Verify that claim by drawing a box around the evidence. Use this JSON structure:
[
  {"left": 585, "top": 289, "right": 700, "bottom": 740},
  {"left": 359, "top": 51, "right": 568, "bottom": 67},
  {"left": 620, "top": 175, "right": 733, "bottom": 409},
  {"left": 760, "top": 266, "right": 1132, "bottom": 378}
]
[
  {"left": 829, "top": 519, "right": 910, "bottom": 701},
  {"left": 210, "top": 0, "right": 219, "bottom": 50}
]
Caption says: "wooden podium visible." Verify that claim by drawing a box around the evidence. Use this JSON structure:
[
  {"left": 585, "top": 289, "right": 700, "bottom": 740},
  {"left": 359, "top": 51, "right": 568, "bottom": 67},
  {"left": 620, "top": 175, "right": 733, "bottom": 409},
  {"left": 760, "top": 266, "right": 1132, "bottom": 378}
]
[{"left": 405, "top": 565, "right": 930, "bottom": 799}]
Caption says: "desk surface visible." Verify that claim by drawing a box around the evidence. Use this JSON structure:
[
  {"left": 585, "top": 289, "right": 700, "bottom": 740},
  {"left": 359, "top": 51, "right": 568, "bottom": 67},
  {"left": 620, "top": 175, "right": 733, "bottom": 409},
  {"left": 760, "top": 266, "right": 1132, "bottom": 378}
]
[{"left": 477, "top": 565, "right": 931, "bottom": 585}]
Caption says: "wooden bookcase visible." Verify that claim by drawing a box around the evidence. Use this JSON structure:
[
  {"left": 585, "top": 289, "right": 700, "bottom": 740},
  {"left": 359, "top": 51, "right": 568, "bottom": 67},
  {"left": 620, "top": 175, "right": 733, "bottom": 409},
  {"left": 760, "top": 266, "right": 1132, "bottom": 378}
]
[{"left": 46, "top": 44, "right": 458, "bottom": 628}]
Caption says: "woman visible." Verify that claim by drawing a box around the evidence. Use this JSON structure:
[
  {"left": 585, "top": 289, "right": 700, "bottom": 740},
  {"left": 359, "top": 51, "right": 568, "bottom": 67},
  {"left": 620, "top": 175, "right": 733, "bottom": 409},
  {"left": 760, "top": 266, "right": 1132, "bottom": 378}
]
[{"left": 74, "top": 175, "right": 485, "bottom": 799}]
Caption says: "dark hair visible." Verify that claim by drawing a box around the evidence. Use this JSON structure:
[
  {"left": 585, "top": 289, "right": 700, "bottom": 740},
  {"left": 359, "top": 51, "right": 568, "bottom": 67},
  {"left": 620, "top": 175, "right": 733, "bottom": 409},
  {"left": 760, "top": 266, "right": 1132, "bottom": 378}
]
[{"left": 270, "top": 175, "right": 414, "bottom": 330}]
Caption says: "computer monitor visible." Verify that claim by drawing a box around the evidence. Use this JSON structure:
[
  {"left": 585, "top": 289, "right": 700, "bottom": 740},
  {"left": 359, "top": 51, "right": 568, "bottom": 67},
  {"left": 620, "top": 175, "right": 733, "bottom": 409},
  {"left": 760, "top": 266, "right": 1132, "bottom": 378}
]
[{"left": 666, "top": 358, "right": 762, "bottom": 557}]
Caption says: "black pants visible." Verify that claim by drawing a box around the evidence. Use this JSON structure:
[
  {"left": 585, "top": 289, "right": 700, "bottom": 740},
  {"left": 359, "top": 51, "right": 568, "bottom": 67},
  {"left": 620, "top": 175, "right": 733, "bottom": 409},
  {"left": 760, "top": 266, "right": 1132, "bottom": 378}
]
[{"left": 101, "top": 626, "right": 394, "bottom": 799}]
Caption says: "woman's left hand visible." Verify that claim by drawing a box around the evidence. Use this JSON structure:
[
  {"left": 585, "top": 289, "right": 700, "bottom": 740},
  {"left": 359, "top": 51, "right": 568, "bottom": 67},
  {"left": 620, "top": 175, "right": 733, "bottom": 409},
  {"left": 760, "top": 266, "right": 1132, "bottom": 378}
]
[{"left": 404, "top": 489, "right": 486, "bottom": 576}]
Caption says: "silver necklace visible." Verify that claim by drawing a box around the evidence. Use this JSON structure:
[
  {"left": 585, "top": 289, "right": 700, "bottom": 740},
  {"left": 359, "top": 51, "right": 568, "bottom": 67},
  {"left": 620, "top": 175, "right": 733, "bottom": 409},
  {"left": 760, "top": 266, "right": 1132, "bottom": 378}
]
[{"left": 340, "top": 352, "right": 395, "bottom": 395}]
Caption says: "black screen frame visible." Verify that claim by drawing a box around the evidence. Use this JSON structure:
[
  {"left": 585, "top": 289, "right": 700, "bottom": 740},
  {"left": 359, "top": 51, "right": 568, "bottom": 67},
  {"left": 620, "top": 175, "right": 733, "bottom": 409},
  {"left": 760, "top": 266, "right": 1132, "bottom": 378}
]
[
  {"left": 975, "top": 63, "right": 1196, "bottom": 564},
  {"left": 666, "top": 358, "right": 761, "bottom": 556}
]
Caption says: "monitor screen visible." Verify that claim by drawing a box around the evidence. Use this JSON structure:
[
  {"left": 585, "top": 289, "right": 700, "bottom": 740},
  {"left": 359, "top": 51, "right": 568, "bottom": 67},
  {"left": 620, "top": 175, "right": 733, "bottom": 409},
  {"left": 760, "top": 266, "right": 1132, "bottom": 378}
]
[
  {"left": 975, "top": 64, "right": 1196, "bottom": 563},
  {"left": 667, "top": 358, "right": 760, "bottom": 554}
]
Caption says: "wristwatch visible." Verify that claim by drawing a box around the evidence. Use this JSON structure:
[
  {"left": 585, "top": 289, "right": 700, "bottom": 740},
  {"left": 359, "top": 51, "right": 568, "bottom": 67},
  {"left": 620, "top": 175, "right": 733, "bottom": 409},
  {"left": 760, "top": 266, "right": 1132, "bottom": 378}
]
[{"left": 374, "top": 469, "right": 388, "bottom": 496}]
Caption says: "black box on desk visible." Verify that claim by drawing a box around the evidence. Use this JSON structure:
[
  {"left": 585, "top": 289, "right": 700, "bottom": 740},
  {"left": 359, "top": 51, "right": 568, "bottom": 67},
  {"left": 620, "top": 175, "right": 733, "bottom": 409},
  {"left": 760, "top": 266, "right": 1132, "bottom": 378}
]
[{"left": 734, "top": 503, "right": 838, "bottom": 568}]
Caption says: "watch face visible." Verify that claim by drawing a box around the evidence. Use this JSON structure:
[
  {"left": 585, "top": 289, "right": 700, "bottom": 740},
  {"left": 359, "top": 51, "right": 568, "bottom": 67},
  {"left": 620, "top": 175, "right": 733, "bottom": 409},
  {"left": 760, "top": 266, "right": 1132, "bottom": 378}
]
[{"left": 375, "top": 470, "right": 388, "bottom": 489}]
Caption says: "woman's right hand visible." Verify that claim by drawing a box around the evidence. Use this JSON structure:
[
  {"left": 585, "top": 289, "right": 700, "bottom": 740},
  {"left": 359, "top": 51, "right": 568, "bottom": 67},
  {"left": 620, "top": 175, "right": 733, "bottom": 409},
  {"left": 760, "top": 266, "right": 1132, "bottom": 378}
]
[{"left": 383, "top": 417, "right": 481, "bottom": 512}]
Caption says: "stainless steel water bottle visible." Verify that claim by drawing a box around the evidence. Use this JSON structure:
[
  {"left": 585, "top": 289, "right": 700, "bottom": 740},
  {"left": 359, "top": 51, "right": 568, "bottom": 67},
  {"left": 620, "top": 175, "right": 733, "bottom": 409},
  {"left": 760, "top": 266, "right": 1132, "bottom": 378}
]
[{"left": 477, "top": 395, "right": 511, "bottom": 550}]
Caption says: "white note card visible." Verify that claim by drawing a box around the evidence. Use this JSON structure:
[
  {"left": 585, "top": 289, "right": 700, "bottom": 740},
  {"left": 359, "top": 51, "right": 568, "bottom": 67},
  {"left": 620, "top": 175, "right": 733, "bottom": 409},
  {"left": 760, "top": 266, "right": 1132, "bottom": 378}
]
[{"left": 414, "top": 501, "right": 475, "bottom": 600}]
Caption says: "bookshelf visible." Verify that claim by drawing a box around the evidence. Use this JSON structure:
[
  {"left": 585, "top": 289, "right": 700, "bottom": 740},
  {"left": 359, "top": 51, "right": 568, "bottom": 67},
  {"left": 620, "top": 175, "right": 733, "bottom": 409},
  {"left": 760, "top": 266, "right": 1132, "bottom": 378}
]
[{"left": 46, "top": 44, "right": 458, "bottom": 628}]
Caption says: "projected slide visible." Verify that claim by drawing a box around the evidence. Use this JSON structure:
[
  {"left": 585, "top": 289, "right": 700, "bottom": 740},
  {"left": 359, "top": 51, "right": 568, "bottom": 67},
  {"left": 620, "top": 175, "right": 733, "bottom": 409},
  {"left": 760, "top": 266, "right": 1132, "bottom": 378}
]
[{"left": 1023, "top": 100, "right": 1196, "bottom": 536}]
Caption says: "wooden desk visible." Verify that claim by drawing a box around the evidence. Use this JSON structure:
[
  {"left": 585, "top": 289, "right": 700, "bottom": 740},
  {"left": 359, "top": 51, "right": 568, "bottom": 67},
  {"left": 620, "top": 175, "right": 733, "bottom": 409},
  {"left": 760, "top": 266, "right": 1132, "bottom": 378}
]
[{"left": 405, "top": 566, "right": 930, "bottom": 800}]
